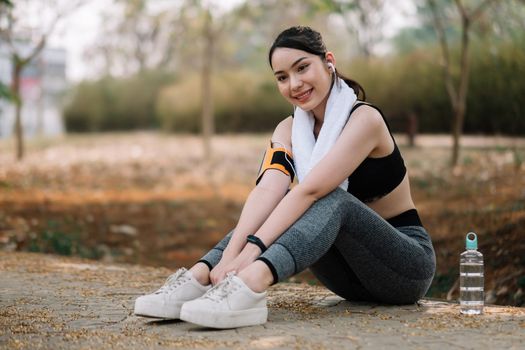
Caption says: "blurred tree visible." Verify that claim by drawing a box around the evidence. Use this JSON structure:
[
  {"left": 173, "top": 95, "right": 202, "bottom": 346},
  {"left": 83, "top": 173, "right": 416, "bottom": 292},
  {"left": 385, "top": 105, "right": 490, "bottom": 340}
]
[
  {"left": 64, "top": 69, "right": 173, "bottom": 131},
  {"left": 199, "top": 0, "right": 311, "bottom": 160},
  {"left": 200, "top": 5, "right": 215, "bottom": 161},
  {"left": 86, "top": 0, "right": 196, "bottom": 76},
  {"left": 86, "top": 0, "right": 236, "bottom": 160},
  {"left": 396, "top": 1, "right": 525, "bottom": 54},
  {"left": 424, "top": 0, "right": 504, "bottom": 167},
  {"left": 0, "top": 0, "right": 85, "bottom": 160},
  {"left": 0, "top": 82, "right": 12, "bottom": 100},
  {"left": 392, "top": 24, "right": 439, "bottom": 55},
  {"left": 319, "top": 0, "right": 387, "bottom": 58},
  {"left": 0, "top": 0, "right": 13, "bottom": 102}
]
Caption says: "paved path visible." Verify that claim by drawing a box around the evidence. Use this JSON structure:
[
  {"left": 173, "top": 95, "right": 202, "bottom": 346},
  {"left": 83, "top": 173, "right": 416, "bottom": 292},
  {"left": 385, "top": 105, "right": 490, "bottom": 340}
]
[{"left": 1, "top": 252, "right": 524, "bottom": 349}]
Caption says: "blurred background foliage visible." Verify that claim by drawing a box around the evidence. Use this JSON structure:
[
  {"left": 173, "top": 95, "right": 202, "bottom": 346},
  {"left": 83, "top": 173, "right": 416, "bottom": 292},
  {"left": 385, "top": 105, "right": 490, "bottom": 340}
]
[
  {"left": 62, "top": 0, "right": 525, "bottom": 135},
  {"left": 155, "top": 70, "right": 292, "bottom": 133}
]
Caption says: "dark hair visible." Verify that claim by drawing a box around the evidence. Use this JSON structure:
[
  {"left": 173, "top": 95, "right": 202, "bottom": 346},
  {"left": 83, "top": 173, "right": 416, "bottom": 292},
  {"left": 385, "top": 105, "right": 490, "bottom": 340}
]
[{"left": 268, "top": 26, "right": 366, "bottom": 100}]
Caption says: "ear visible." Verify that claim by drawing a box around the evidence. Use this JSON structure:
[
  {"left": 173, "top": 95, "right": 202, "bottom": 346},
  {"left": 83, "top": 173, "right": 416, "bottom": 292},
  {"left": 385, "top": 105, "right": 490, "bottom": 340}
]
[{"left": 325, "top": 52, "right": 336, "bottom": 68}]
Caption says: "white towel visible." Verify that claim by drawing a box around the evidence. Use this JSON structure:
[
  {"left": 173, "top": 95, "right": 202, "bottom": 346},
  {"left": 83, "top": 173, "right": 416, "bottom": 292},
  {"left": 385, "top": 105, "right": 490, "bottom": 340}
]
[{"left": 292, "top": 77, "right": 357, "bottom": 190}]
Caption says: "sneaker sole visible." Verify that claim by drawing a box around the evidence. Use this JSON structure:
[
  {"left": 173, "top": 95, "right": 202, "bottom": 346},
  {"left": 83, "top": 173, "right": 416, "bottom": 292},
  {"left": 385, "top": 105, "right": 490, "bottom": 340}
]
[
  {"left": 134, "top": 300, "right": 184, "bottom": 319},
  {"left": 180, "top": 306, "right": 268, "bottom": 329}
]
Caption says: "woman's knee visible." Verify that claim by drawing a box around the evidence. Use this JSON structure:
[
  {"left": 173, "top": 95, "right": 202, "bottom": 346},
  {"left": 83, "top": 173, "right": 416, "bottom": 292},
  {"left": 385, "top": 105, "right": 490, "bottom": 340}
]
[
  {"left": 317, "top": 188, "right": 370, "bottom": 218},
  {"left": 295, "top": 188, "right": 355, "bottom": 227},
  {"left": 274, "top": 193, "right": 348, "bottom": 251},
  {"left": 259, "top": 189, "right": 367, "bottom": 282}
]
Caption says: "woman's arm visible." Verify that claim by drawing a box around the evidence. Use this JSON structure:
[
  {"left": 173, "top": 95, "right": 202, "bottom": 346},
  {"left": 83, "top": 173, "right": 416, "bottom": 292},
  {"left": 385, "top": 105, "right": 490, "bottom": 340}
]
[
  {"left": 222, "top": 175, "right": 290, "bottom": 257},
  {"left": 240, "top": 107, "right": 385, "bottom": 259},
  {"left": 222, "top": 117, "right": 293, "bottom": 256},
  {"left": 209, "top": 118, "right": 293, "bottom": 284},
  {"left": 210, "top": 176, "right": 289, "bottom": 284}
]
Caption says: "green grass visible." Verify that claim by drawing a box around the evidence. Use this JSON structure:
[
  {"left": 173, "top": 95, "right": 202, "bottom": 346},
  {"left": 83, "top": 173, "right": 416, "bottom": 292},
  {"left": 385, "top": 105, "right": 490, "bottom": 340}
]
[{"left": 28, "top": 220, "right": 104, "bottom": 260}]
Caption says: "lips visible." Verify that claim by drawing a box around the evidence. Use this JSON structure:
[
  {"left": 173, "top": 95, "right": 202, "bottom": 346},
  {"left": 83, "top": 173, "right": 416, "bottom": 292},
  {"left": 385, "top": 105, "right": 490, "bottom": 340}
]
[{"left": 293, "top": 88, "right": 313, "bottom": 103}]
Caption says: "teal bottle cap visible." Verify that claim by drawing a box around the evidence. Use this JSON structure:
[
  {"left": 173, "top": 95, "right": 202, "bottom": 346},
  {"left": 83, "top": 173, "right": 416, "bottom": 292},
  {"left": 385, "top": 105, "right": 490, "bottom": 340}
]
[{"left": 466, "top": 232, "right": 478, "bottom": 250}]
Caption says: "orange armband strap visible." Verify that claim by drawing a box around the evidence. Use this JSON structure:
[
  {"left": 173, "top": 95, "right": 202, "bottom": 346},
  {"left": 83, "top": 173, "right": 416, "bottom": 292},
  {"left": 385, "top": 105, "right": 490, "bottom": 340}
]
[{"left": 255, "top": 142, "right": 295, "bottom": 185}]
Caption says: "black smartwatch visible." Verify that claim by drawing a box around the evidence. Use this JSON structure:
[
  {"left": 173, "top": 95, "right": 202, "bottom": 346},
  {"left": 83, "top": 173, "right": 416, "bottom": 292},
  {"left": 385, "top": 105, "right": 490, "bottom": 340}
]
[{"left": 246, "top": 235, "right": 267, "bottom": 253}]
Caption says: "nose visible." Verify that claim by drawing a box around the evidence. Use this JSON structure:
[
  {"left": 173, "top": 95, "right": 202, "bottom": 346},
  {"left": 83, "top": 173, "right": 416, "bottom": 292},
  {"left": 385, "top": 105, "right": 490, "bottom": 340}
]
[{"left": 290, "top": 74, "right": 303, "bottom": 92}]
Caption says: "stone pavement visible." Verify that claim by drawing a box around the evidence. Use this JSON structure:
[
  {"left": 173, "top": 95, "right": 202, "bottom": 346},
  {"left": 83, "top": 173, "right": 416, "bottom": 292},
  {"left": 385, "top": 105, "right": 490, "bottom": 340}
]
[{"left": 1, "top": 252, "right": 524, "bottom": 350}]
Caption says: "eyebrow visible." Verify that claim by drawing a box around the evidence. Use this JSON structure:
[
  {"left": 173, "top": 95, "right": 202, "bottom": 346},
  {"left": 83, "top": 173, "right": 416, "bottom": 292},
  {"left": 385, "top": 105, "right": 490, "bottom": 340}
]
[{"left": 273, "top": 57, "right": 308, "bottom": 75}]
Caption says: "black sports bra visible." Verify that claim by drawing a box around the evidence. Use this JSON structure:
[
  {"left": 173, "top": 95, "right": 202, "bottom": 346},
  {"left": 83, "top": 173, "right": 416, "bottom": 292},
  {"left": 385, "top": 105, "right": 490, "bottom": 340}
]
[{"left": 346, "top": 103, "right": 407, "bottom": 203}]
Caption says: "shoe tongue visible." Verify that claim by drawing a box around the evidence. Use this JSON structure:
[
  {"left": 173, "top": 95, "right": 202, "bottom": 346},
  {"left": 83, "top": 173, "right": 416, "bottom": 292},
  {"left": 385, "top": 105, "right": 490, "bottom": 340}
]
[
  {"left": 209, "top": 276, "right": 238, "bottom": 299},
  {"left": 164, "top": 269, "right": 188, "bottom": 286},
  {"left": 215, "top": 274, "right": 236, "bottom": 291},
  {"left": 184, "top": 269, "right": 193, "bottom": 279},
  {"left": 229, "top": 274, "right": 243, "bottom": 286}
]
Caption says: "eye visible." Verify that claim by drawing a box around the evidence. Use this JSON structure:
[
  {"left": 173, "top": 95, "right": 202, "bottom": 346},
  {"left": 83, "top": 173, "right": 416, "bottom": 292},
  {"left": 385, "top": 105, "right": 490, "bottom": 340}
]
[
  {"left": 276, "top": 75, "right": 287, "bottom": 82},
  {"left": 297, "top": 63, "right": 309, "bottom": 72}
]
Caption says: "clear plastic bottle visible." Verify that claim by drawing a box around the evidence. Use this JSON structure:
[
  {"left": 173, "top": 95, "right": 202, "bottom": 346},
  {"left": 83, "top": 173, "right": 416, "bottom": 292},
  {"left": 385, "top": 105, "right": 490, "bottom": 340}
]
[{"left": 460, "top": 232, "right": 484, "bottom": 315}]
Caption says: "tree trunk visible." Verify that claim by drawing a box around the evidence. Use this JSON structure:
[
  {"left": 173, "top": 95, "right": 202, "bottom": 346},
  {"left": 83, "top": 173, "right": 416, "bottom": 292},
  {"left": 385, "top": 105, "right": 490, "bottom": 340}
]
[
  {"left": 12, "top": 60, "right": 24, "bottom": 160},
  {"left": 451, "top": 108, "right": 462, "bottom": 167},
  {"left": 428, "top": 0, "right": 489, "bottom": 168},
  {"left": 451, "top": 15, "right": 471, "bottom": 167},
  {"left": 407, "top": 111, "right": 418, "bottom": 148},
  {"left": 201, "top": 9, "right": 214, "bottom": 161},
  {"left": 36, "top": 57, "right": 44, "bottom": 136}
]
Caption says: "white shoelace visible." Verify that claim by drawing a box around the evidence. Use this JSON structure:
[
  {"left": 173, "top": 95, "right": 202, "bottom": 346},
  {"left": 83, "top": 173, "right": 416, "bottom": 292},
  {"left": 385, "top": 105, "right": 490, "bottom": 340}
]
[
  {"left": 154, "top": 267, "right": 190, "bottom": 294},
  {"left": 203, "top": 272, "right": 239, "bottom": 303}
]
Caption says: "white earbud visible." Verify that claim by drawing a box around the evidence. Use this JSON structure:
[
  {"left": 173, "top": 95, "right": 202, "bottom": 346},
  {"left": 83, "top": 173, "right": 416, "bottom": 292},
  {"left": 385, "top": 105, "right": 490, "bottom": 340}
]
[{"left": 327, "top": 62, "right": 335, "bottom": 73}]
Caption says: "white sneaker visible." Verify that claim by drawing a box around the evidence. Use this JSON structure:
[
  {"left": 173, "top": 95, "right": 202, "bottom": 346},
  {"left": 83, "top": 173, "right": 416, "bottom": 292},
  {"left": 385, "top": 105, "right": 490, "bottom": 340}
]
[
  {"left": 134, "top": 268, "right": 211, "bottom": 319},
  {"left": 180, "top": 272, "right": 267, "bottom": 329}
]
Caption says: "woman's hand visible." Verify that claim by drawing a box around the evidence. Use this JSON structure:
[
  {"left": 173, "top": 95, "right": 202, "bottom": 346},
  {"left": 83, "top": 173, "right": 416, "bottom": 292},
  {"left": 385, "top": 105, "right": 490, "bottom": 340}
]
[
  {"left": 210, "top": 244, "right": 261, "bottom": 285},
  {"left": 209, "top": 256, "right": 234, "bottom": 286}
]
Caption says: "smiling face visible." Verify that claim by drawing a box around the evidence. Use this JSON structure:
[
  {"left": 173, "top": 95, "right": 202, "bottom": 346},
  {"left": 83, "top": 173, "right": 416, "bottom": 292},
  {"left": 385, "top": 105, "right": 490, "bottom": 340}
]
[{"left": 271, "top": 47, "right": 335, "bottom": 119}]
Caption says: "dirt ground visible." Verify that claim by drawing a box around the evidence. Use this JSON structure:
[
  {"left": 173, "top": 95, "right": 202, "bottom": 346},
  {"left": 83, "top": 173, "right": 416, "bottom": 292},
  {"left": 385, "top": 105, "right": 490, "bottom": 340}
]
[
  {"left": 0, "top": 132, "right": 524, "bottom": 306},
  {"left": 2, "top": 251, "right": 524, "bottom": 350}
]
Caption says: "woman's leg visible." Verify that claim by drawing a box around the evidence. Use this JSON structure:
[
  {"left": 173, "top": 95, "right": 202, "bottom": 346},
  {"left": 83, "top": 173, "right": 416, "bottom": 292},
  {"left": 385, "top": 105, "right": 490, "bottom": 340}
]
[
  {"left": 308, "top": 244, "right": 376, "bottom": 301},
  {"left": 196, "top": 230, "right": 233, "bottom": 269},
  {"left": 327, "top": 224, "right": 435, "bottom": 304},
  {"left": 179, "top": 188, "right": 435, "bottom": 328},
  {"left": 134, "top": 231, "right": 235, "bottom": 319},
  {"left": 189, "top": 230, "right": 234, "bottom": 285},
  {"left": 255, "top": 187, "right": 436, "bottom": 304}
]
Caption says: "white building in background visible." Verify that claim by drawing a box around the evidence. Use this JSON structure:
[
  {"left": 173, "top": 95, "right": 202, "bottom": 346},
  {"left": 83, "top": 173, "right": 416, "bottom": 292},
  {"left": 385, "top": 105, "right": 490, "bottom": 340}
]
[{"left": 0, "top": 44, "right": 67, "bottom": 139}]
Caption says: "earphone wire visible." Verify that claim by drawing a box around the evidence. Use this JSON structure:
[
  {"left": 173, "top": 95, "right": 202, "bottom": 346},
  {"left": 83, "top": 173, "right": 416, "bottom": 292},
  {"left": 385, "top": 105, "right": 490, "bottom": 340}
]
[{"left": 271, "top": 140, "right": 296, "bottom": 180}]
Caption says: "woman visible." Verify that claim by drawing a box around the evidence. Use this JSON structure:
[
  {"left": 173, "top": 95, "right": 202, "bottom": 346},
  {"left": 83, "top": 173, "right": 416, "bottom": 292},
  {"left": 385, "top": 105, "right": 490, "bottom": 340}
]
[{"left": 134, "top": 26, "right": 436, "bottom": 329}]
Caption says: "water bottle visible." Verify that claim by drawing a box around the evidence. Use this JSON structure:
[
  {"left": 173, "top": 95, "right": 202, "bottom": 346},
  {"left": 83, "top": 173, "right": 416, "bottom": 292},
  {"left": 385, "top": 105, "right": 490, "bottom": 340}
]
[{"left": 460, "top": 232, "right": 484, "bottom": 315}]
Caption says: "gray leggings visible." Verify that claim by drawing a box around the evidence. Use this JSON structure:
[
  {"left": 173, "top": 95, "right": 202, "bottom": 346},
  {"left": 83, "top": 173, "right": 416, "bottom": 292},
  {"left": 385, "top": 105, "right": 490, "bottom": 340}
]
[{"left": 199, "top": 188, "right": 436, "bottom": 304}]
